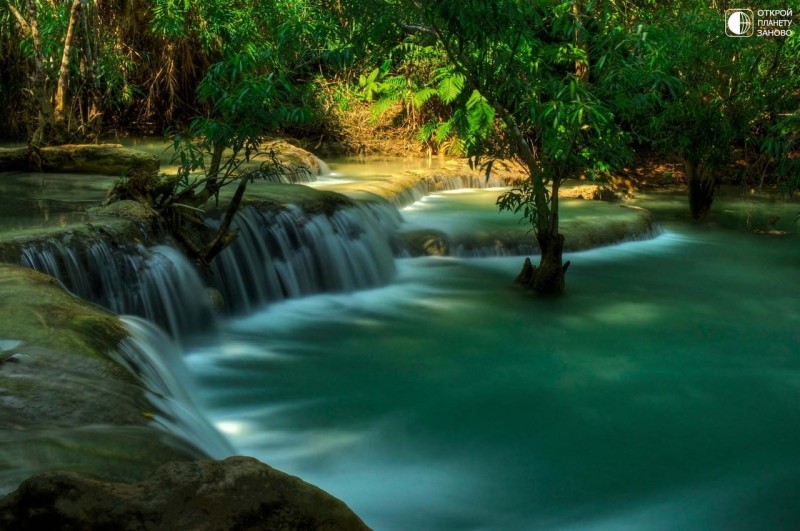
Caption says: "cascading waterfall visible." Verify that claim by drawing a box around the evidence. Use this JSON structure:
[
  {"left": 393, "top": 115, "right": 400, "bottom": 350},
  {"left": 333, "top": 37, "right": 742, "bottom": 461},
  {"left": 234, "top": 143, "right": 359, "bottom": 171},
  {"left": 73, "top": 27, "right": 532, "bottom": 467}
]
[
  {"left": 113, "top": 316, "right": 234, "bottom": 459},
  {"left": 19, "top": 239, "right": 215, "bottom": 340},
  {"left": 450, "top": 223, "right": 666, "bottom": 258},
  {"left": 16, "top": 197, "right": 404, "bottom": 336},
  {"left": 368, "top": 173, "right": 510, "bottom": 209},
  {"left": 211, "top": 202, "right": 400, "bottom": 314}
]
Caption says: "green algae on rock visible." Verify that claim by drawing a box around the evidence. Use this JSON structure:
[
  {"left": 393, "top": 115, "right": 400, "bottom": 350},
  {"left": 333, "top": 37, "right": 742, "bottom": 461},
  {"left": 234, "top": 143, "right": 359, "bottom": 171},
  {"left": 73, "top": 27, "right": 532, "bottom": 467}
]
[
  {"left": 0, "top": 145, "right": 160, "bottom": 175},
  {"left": 0, "top": 264, "right": 203, "bottom": 491}
]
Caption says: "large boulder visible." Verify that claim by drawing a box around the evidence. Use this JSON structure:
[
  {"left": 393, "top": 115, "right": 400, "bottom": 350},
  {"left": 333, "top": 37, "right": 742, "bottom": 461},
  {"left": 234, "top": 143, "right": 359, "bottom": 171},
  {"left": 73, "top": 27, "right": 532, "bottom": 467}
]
[{"left": 0, "top": 456, "right": 370, "bottom": 531}]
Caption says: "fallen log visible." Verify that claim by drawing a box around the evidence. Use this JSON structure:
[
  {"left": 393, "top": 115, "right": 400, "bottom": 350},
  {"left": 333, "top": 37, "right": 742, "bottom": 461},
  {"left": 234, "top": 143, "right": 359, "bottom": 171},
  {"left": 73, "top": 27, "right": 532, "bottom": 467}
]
[{"left": 0, "top": 144, "right": 159, "bottom": 175}]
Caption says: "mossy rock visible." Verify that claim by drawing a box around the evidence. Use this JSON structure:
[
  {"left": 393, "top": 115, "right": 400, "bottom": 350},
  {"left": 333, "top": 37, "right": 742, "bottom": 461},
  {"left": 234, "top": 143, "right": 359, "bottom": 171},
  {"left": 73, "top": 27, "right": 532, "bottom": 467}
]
[
  {"left": 0, "top": 264, "right": 126, "bottom": 359},
  {"left": 396, "top": 229, "right": 451, "bottom": 257},
  {"left": 429, "top": 203, "right": 659, "bottom": 256},
  {"left": 0, "top": 264, "right": 203, "bottom": 491},
  {"left": 0, "top": 217, "right": 147, "bottom": 265},
  {"left": 238, "top": 183, "right": 355, "bottom": 216}
]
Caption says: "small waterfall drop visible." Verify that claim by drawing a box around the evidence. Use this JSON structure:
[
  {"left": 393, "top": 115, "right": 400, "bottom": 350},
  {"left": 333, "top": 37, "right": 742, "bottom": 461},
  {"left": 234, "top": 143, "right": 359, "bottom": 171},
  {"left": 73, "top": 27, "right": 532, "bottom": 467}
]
[
  {"left": 316, "top": 158, "right": 332, "bottom": 176},
  {"left": 113, "top": 316, "right": 233, "bottom": 459},
  {"left": 211, "top": 203, "right": 400, "bottom": 314},
  {"left": 20, "top": 239, "right": 215, "bottom": 340}
]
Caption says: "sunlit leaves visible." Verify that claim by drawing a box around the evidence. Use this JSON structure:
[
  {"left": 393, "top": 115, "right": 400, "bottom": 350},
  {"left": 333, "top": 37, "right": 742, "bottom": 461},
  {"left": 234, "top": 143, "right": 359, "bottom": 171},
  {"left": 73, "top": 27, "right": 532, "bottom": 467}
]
[{"left": 436, "top": 72, "right": 465, "bottom": 104}]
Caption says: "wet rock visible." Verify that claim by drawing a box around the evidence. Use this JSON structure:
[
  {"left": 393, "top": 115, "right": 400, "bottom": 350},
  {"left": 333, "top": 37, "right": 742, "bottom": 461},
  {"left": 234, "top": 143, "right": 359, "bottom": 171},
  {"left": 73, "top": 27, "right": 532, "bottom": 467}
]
[
  {"left": 0, "top": 265, "right": 204, "bottom": 488},
  {"left": 206, "top": 288, "right": 225, "bottom": 313},
  {"left": 398, "top": 229, "right": 450, "bottom": 256},
  {"left": 0, "top": 456, "right": 369, "bottom": 531}
]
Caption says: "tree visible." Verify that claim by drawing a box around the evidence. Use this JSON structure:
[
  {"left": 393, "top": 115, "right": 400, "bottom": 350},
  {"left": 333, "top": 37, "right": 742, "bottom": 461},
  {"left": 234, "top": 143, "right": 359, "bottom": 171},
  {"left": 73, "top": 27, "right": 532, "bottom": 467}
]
[
  {"left": 647, "top": 4, "right": 799, "bottom": 219},
  {"left": 363, "top": 0, "right": 633, "bottom": 293},
  {"left": 106, "top": 50, "right": 309, "bottom": 269},
  {"left": 3, "top": 0, "right": 92, "bottom": 145}
]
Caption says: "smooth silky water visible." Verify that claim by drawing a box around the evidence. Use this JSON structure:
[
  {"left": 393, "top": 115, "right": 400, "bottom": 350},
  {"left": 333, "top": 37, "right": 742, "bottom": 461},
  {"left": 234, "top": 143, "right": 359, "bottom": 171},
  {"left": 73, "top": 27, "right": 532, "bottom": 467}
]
[
  {"left": 4, "top": 147, "right": 799, "bottom": 528},
  {"left": 184, "top": 173, "right": 800, "bottom": 530}
]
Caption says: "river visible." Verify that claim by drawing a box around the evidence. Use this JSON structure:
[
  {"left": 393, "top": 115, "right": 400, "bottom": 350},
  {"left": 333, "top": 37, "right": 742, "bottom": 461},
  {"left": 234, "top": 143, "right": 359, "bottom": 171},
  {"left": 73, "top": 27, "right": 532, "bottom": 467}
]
[
  {"left": 183, "top": 162, "right": 800, "bottom": 530},
  {"left": 3, "top": 150, "right": 799, "bottom": 529}
]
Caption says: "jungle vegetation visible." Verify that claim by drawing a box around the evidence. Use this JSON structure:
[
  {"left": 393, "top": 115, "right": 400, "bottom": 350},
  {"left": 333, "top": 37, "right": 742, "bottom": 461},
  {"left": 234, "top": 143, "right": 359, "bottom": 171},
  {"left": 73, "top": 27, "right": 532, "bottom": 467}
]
[{"left": 1, "top": 0, "right": 798, "bottom": 293}]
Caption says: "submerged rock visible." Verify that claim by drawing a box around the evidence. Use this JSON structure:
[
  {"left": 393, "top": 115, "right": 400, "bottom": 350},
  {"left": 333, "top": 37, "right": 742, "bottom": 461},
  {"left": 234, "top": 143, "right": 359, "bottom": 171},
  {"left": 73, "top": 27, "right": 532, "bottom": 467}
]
[
  {"left": 398, "top": 229, "right": 450, "bottom": 257},
  {"left": 0, "top": 457, "right": 369, "bottom": 531}
]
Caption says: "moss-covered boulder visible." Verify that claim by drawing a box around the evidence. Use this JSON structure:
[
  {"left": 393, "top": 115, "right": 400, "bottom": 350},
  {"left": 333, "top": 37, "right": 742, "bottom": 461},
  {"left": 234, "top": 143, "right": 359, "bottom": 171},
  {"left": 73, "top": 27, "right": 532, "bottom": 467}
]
[
  {"left": 399, "top": 202, "right": 659, "bottom": 257},
  {"left": 0, "top": 264, "right": 202, "bottom": 492},
  {"left": 0, "top": 457, "right": 369, "bottom": 531}
]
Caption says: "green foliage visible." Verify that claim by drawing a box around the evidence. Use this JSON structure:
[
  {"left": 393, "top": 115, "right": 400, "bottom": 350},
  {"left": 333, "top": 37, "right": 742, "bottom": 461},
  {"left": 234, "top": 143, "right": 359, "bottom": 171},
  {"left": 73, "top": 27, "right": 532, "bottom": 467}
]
[
  {"left": 642, "top": 4, "right": 798, "bottom": 184},
  {"left": 168, "top": 50, "right": 306, "bottom": 191},
  {"left": 387, "top": 0, "right": 637, "bottom": 235}
]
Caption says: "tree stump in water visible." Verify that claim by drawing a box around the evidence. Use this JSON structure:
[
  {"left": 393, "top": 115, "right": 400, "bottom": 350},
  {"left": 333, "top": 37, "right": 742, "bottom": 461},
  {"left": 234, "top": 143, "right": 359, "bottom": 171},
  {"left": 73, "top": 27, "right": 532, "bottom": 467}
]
[{"left": 515, "top": 257, "right": 535, "bottom": 285}]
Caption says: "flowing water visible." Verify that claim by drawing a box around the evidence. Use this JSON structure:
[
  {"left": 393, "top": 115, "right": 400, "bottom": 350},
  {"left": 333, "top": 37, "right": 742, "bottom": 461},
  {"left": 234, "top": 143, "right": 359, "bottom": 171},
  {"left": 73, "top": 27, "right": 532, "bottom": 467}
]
[
  {"left": 4, "top": 149, "right": 800, "bottom": 529},
  {"left": 182, "top": 174, "right": 800, "bottom": 530}
]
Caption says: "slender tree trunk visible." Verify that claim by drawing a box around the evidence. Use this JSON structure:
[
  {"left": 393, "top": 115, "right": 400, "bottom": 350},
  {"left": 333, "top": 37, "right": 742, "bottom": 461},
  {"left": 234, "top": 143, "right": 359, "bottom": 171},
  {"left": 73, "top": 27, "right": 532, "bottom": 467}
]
[
  {"left": 532, "top": 231, "right": 568, "bottom": 294},
  {"left": 25, "top": 0, "right": 55, "bottom": 146},
  {"left": 194, "top": 142, "right": 227, "bottom": 204},
  {"left": 495, "top": 107, "right": 568, "bottom": 294},
  {"left": 573, "top": 0, "right": 589, "bottom": 83},
  {"left": 79, "top": 1, "right": 102, "bottom": 136},
  {"left": 54, "top": 0, "right": 82, "bottom": 124},
  {"left": 684, "top": 158, "right": 715, "bottom": 219}
]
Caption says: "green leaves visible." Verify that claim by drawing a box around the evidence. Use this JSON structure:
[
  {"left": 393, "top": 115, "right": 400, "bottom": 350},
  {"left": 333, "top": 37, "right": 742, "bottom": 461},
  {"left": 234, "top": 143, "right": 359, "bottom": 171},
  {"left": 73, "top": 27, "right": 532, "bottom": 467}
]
[
  {"left": 465, "top": 90, "right": 494, "bottom": 134},
  {"left": 436, "top": 72, "right": 465, "bottom": 104}
]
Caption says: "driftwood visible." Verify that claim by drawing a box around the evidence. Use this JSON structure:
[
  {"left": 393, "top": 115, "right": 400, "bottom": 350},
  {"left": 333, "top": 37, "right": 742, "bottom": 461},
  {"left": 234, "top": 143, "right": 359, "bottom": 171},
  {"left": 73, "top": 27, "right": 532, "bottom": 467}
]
[{"left": 0, "top": 144, "right": 159, "bottom": 175}]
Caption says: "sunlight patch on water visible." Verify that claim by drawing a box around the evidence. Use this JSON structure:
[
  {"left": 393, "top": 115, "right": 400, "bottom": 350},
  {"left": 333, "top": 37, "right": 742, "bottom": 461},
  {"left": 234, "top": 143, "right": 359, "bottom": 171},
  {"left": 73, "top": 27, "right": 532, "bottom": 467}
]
[
  {"left": 216, "top": 420, "right": 248, "bottom": 436},
  {"left": 582, "top": 301, "right": 663, "bottom": 326}
]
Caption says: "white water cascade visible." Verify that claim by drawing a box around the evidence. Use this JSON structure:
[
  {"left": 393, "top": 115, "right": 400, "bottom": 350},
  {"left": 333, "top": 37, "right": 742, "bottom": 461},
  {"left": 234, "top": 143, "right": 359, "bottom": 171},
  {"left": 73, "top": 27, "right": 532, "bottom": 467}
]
[
  {"left": 113, "top": 316, "right": 234, "bottom": 459},
  {"left": 19, "top": 240, "right": 215, "bottom": 340},
  {"left": 211, "top": 203, "right": 401, "bottom": 314}
]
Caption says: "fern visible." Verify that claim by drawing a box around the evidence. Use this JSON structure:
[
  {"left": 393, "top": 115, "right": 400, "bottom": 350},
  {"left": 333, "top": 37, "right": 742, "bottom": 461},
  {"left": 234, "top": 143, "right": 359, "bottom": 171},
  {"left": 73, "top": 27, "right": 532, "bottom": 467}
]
[
  {"left": 436, "top": 73, "right": 465, "bottom": 104},
  {"left": 412, "top": 87, "right": 437, "bottom": 109}
]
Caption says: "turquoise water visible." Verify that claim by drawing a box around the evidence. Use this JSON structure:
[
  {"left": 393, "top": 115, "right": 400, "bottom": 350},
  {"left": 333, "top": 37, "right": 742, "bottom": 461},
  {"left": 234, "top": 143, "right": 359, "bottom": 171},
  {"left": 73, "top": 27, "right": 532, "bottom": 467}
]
[
  {"left": 6, "top": 146, "right": 799, "bottom": 528},
  {"left": 186, "top": 191, "right": 800, "bottom": 530}
]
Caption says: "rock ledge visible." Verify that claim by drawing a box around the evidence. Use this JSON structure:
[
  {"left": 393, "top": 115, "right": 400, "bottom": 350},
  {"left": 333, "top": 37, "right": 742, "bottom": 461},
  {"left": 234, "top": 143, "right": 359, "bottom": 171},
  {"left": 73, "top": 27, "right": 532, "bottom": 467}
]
[{"left": 0, "top": 456, "right": 369, "bottom": 531}]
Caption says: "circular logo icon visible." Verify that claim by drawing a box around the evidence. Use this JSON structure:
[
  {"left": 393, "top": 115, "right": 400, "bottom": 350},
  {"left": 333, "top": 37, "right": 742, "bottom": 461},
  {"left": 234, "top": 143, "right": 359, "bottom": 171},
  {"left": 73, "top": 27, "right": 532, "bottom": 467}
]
[{"left": 726, "top": 10, "right": 753, "bottom": 36}]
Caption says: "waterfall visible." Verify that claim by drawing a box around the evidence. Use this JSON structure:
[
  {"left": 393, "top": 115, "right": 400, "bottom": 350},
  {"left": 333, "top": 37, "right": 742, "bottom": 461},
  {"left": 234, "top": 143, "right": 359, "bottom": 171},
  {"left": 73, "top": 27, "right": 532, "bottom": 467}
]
[
  {"left": 211, "top": 202, "right": 400, "bottom": 314},
  {"left": 316, "top": 158, "right": 332, "bottom": 176},
  {"left": 19, "top": 239, "right": 215, "bottom": 340},
  {"left": 16, "top": 199, "right": 402, "bottom": 334},
  {"left": 375, "top": 173, "right": 509, "bottom": 209},
  {"left": 113, "top": 316, "right": 233, "bottom": 459}
]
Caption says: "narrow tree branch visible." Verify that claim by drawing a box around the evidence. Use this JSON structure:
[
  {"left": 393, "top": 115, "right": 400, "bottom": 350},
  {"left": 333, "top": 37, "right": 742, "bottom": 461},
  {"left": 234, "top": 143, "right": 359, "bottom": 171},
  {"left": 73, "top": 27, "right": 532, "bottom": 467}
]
[{"left": 7, "top": 1, "right": 30, "bottom": 35}]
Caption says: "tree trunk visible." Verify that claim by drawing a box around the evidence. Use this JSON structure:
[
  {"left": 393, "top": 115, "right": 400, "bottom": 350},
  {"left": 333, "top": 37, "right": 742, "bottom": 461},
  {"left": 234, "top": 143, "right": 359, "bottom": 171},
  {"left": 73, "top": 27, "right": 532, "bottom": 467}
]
[
  {"left": 573, "top": 0, "right": 589, "bottom": 83},
  {"left": 533, "top": 231, "right": 568, "bottom": 294},
  {"left": 685, "top": 158, "right": 715, "bottom": 219},
  {"left": 25, "top": 0, "right": 56, "bottom": 146},
  {"left": 515, "top": 231, "right": 569, "bottom": 294},
  {"left": 54, "top": 0, "right": 82, "bottom": 123}
]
